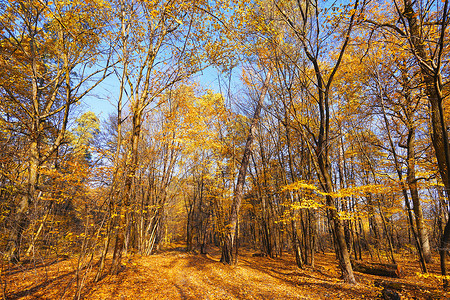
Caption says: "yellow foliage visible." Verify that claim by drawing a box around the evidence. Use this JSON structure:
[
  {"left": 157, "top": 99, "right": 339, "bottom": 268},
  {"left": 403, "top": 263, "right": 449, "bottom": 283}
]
[
  {"left": 291, "top": 199, "right": 324, "bottom": 210},
  {"left": 416, "top": 272, "right": 450, "bottom": 281},
  {"left": 282, "top": 180, "right": 389, "bottom": 199}
]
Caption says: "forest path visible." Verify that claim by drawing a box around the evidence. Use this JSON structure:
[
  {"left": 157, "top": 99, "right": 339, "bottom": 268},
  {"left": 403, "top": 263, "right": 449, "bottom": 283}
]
[
  {"left": 4, "top": 246, "right": 447, "bottom": 299},
  {"left": 84, "top": 248, "right": 381, "bottom": 300},
  {"left": 87, "top": 251, "right": 362, "bottom": 299}
]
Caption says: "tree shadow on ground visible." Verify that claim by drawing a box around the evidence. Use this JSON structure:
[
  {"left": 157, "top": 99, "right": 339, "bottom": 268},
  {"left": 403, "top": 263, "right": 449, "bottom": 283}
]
[
  {"left": 4, "top": 256, "right": 68, "bottom": 276},
  {"left": 7, "top": 268, "right": 76, "bottom": 299}
]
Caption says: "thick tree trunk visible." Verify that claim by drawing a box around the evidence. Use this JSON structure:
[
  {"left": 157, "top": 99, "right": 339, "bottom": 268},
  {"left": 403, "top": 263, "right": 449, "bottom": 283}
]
[
  {"left": 7, "top": 140, "right": 39, "bottom": 263},
  {"left": 327, "top": 195, "right": 356, "bottom": 283},
  {"left": 291, "top": 220, "right": 303, "bottom": 268},
  {"left": 7, "top": 196, "right": 30, "bottom": 263},
  {"left": 111, "top": 99, "right": 143, "bottom": 273},
  {"left": 319, "top": 152, "right": 355, "bottom": 283},
  {"left": 408, "top": 172, "right": 432, "bottom": 263},
  {"left": 221, "top": 71, "right": 271, "bottom": 264},
  {"left": 352, "top": 260, "right": 404, "bottom": 278},
  {"left": 316, "top": 130, "right": 355, "bottom": 283},
  {"left": 440, "top": 222, "right": 450, "bottom": 288}
]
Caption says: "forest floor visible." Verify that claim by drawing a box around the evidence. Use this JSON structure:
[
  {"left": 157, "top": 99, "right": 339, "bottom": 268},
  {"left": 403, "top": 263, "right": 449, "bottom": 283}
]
[{"left": 2, "top": 245, "right": 448, "bottom": 299}]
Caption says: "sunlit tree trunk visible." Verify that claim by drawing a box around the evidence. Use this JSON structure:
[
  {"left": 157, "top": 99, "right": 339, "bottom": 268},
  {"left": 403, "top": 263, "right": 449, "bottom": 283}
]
[{"left": 406, "top": 126, "right": 432, "bottom": 263}]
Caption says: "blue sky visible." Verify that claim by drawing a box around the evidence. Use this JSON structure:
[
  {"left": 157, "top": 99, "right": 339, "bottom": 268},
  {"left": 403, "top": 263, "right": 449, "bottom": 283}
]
[{"left": 81, "top": 65, "right": 236, "bottom": 122}]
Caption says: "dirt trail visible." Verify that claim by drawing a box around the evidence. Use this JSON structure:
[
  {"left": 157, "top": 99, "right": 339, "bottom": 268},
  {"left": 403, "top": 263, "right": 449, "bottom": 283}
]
[
  {"left": 87, "top": 251, "right": 316, "bottom": 299},
  {"left": 4, "top": 247, "right": 448, "bottom": 299},
  {"left": 82, "top": 248, "right": 392, "bottom": 300}
]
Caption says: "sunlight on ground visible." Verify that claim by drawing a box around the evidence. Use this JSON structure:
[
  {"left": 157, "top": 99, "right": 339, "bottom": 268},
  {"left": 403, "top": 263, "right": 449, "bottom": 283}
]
[{"left": 3, "top": 247, "right": 447, "bottom": 299}]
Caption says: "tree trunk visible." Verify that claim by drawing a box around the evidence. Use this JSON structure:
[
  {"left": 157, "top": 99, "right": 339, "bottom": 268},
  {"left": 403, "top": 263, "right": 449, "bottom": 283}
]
[
  {"left": 327, "top": 195, "right": 356, "bottom": 283},
  {"left": 402, "top": 0, "right": 449, "bottom": 286},
  {"left": 408, "top": 160, "right": 432, "bottom": 263},
  {"left": 221, "top": 71, "right": 271, "bottom": 264},
  {"left": 292, "top": 220, "right": 303, "bottom": 268},
  {"left": 379, "top": 89, "right": 428, "bottom": 272},
  {"left": 7, "top": 140, "right": 39, "bottom": 263},
  {"left": 352, "top": 260, "right": 404, "bottom": 278},
  {"left": 111, "top": 96, "right": 143, "bottom": 273},
  {"left": 318, "top": 138, "right": 355, "bottom": 283},
  {"left": 397, "top": 59, "right": 434, "bottom": 264}
]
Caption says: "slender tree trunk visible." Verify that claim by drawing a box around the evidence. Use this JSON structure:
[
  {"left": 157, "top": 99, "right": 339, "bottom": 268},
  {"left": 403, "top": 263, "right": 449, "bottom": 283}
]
[
  {"left": 309, "top": 210, "right": 316, "bottom": 267},
  {"left": 378, "top": 85, "right": 428, "bottom": 272},
  {"left": 221, "top": 71, "right": 271, "bottom": 264},
  {"left": 378, "top": 198, "right": 396, "bottom": 264}
]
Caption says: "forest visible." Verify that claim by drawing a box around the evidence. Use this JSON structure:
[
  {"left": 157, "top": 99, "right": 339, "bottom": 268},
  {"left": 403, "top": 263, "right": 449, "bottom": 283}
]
[{"left": 1, "top": 0, "right": 450, "bottom": 299}]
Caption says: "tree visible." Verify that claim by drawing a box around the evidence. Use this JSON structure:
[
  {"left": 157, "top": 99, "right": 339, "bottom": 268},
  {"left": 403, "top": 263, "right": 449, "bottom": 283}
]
[
  {"left": 0, "top": 0, "right": 111, "bottom": 263},
  {"left": 364, "top": 0, "right": 450, "bottom": 288},
  {"left": 103, "top": 0, "right": 215, "bottom": 274},
  {"left": 272, "top": 0, "right": 361, "bottom": 283},
  {"left": 221, "top": 70, "right": 272, "bottom": 264}
]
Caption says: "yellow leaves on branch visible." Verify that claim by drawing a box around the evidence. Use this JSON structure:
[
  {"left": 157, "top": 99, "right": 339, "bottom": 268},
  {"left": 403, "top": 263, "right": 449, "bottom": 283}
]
[
  {"left": 157, "top": 85, "right": 231, "bottom": 156},
  {"left": 282, "top": 181, "right": 319, "bottom": 193},
  {"left": 337, "top": 211, "right": 357, "bottom": 220},
  {"left": 282, "top": 180, "right": 388, "bottom": 199},
  {"left": 290, "top": 198, "right": 323, "bottom": 210}
]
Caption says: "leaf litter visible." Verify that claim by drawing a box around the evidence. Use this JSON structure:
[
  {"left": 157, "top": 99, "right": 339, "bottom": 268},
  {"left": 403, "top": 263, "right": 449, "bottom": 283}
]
[{"left": 3, "top": 246, "right": 448, "bottom": 299}]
